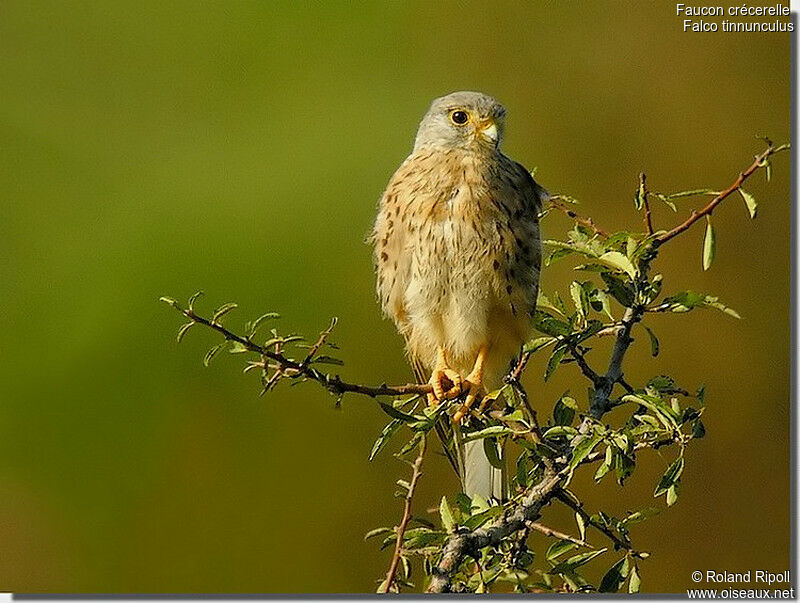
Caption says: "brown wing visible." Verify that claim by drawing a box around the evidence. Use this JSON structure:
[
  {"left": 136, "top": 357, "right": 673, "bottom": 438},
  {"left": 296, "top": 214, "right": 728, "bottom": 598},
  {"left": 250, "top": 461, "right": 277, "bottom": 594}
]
[
  {"left": 496, "top": 158, "right": 545, "bottom": 317},
  {"left": 371, "top": 157, "right": 417, "bottom": 331}
]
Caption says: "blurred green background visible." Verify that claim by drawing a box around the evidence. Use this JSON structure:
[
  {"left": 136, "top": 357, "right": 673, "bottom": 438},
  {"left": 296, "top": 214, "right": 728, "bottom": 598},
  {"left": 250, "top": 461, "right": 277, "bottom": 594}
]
[{"left": 0, "top": 0, "right": 790, "bottom": 593}]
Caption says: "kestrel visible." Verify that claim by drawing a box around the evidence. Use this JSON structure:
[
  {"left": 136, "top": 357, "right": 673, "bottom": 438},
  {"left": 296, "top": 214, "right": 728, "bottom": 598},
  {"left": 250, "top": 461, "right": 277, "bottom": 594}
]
[{"left": 372, "top": 91, "right": 545, "bottom": 499}]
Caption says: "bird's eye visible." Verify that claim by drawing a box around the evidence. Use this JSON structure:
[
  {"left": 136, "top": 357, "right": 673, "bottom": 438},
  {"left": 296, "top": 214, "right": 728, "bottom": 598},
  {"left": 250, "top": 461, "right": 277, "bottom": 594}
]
[{"left": 450, "top": 110, "right": 469, "bottom": 125}]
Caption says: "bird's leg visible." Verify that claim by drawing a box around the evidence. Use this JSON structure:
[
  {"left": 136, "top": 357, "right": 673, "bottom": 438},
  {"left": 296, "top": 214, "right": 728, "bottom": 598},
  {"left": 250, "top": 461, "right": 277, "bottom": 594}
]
[
  {"left": 453, "top": 346, "right": 487, "bottom": 423},
  {"left": 427, "top": 347, "right": 463, "bottom": 406}
]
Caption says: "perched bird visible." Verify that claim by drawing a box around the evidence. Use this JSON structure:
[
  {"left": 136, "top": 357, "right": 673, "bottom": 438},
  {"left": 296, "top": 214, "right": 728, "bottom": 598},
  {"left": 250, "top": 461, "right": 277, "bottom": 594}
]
[{"left": 372, "top": 91, "right": 545, "bottom": 500}]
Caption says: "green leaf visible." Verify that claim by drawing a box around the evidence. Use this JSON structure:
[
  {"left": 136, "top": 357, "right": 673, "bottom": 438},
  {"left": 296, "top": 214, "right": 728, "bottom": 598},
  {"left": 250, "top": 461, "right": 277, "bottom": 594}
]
[
  {"left": 594, "top": 445, "right": 613, "bottom": 482},
  {"left": 212, "top": 302, "right": 238, "bottom": 322},
  {"left": 462, "top": 506, "right": 503, "bottom": 530},
  {"left": 203, "top": 343, "right": 226, "bottom": 366},
  {"left": 548, "top": 548, "right": 607, "bottom": 574},
  {"left": 614, "top": 449, "right": 636, "bottom": 485},
  {"left": 439, "top": 496, "right": 455, "bottom": 532},
  {"left": 537, "top": 292, "right": 566, "bottom": 317},
  {"left": 543, "top": 425, "right": 578, "bottom": 440},
  {"left": 524, "top": 336, "right": 557, "bottom": 354},
  {"left": 661, "top": 188, "right": 716, "bottom": 199},
  {"left": 546, "top": 539, "right": 577, "bottom": 561},
  {"left": 378, "top": 402, "right": 416, "bottom": 423},
  {"left": 702, "top": 217, "right": 715, "bottom": 271},
  {"left": 601, "top": 273, "right": 635, "bottom": 307},
  {"left": 568, "top": 434, "right": 603, "bottom": 471},
  {"left": 462, "top": 425, "right": 512, "bottom": 442},
  {"left": 622, "top": 508, "right": 661, "bottom": 526},
  {"left": 187, "top": 290, "right": 204, "bottom": 311},
  {"left": 576, "top": 512, "right": 586, "bottom": 541},
  {"left": 396, "top": 432, "right": 423, "bottom": 457},
  {"left": 569, "top": 281, "right": 589, "bottom": 319},
  {"left": 692, "top": 418, "right": 706, "bottom": 439},
  {"left": 454, "top": 492, "right": 472, "bottom": 515},
  {"left": 654, "top": 456, "right": 685, "bottom": 497},
  {"left": 246, "top": 312, "right": 281, "bottom": 337},
  {"left": 629, "top": 564, "right": 642, "bottom": 593},
  {"left": 599, "top": 251, "right": 637, "bottom": 279},
  {"left": 159, "top": 296, "right": 180, "bottom": 308},
  {"left": 739, "top": 188, "right": 758, "bottom": 219},
  {"left": 228, "top": 341, "right": 249, "bottom": 354},
  {"left": 364, "top": 527, "right": 393, "bottom": 541},
  {"left": 532, "top": 311, "right": 572, "bottom": 337},
  {"left": 369, "top": 419, "right": 402, "bottom": 461},
  {"left": 553, "top": 395, "right": 578, "bottom": 426},
  {"left": 516, "top": 454, "right": 530, "bottom": 488},
  {"left": 666, "top": 482, "right": 681, "bottom": 506},
  {"left": 483, "top": 438, "right": 503, "bottom": 469},
  {"left": 644, "top": 326, "right": 659, "bottom": 357},
  {"left": 647, "top": 375, "right": 676, "bottom": 392},
  {"left": 599, "top": 556, "right": 630, "bottom": 593},
  {"left": 176, "top": 322, "right": 195, "bottom": 343},
  {"left": 545, "top": 346, "right": 566, "bottom": 381},
  {"left": 634, "top": 179, "right": 645, "bottom": 210},
  {"left": 660, "top": 291, "right": 740, "bottom": 319}
]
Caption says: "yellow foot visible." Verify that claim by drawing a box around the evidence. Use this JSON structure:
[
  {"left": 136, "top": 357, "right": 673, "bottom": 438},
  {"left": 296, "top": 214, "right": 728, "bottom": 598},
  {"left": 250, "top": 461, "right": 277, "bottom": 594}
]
[
  {"left": 428, "top": 367, "right": 463, "bottom": 405},
  {"left": 452, "top": 345, "right": 487, "bottom": 423},
  {"left": 452, "top": 378, "right": 484, "bottom": 423}
]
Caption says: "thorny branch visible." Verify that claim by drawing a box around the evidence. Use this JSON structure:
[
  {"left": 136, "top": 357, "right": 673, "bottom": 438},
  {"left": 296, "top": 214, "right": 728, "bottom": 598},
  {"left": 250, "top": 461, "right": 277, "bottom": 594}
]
[
  {"left": 162, "top": 301, "right": 435, "bottom": 399},
  {"left": 379, "top": 436, "right": 427, "bottom": 593}
]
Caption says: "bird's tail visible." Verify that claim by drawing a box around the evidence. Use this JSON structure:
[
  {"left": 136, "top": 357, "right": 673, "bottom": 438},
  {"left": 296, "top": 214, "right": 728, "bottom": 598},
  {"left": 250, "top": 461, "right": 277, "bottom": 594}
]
[
  {"left": 456, "top": 368, "right": 506, "bottom": 503},
  {"left": 460, "top": 438, "right": 505, "bottom": 502}
]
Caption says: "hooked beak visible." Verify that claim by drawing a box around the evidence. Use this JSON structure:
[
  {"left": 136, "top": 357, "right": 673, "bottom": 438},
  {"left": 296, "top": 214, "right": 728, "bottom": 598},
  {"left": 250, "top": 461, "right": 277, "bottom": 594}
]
[{"left": 478, "top": 119, "right": 499, "bottom": 143}]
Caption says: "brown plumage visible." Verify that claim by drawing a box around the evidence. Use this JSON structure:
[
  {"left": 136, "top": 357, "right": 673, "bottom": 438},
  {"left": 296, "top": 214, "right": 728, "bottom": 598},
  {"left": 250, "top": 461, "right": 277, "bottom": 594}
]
[{"left": 371, "top": 91, "right": 545, "bottom": 499}]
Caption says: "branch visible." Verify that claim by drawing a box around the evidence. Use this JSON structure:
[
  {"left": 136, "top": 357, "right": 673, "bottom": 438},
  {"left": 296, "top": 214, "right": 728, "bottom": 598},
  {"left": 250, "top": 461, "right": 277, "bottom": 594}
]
[
  {"left": 547, "top": 196, "right": 609, "bottom": 238},
  {"left": 426, "top": 468, "right": 563, "bottom": 593},
  {"left": 639, "top": 173, "right": 654, "bottom": 235},
  {"left": 585, "top": 142, "right": 787, "bottom": 419},
  {"left": 526, "top": 521, "right": 594, "bottom": 549},
  {"left": 588, "top": 307, "right": 641, "bottom": 419},
  {"left": 379, "top": 436, "right": 426, "bottom": 593},
  {"left": 654, "top": 142, "right": 789, "bottom": 246},
  {"left": 162, "top": 299, "right": 435, "bottom": 399},
  {"left": 554, "top": 492, "right": 639, "bottom": 556}
]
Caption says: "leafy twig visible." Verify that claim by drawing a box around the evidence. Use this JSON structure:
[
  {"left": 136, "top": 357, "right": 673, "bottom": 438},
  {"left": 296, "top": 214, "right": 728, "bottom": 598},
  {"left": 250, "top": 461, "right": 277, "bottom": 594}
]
[
  {"left": 654, "top": 142, "right": 789, "bottom": 246},
  {"left": 547, "top": 196, "right": 609, "bottom": 238},
  {"left": 379, "top": 436, "right": 427, "bottom": 593},
  {"left": 160, "top": 297, "right": 435, "bottom": 399}
]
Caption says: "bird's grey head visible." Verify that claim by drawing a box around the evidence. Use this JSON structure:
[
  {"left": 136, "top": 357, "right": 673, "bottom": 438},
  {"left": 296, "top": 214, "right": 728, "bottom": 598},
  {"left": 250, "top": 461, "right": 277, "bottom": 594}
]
[{"left": 413, "top": 91, "right": 507, "bottom": 153}]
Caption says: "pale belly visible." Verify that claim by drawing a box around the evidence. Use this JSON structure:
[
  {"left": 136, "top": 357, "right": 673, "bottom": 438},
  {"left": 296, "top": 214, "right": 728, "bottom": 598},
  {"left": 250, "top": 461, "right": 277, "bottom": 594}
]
[{"left": 402, "top": 213, "right": 528, "bottom": 383}]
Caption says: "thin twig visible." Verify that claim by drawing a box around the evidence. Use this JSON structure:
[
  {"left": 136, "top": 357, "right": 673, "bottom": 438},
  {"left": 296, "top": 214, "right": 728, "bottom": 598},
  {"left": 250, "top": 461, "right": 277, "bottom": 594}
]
[
  {"left": 526, "top": 521, "right": 594, "bottom": 549},
  {"left": 639, "top": 173, "right": 654, "bottom": 235},
  {"left": 167, "top": 302, "right": 435, "bottom": 399},
  {"left": 567, "top": 345, "right": 601, "bottom": 385},
  {"left": 654, "top": 143, "right": 789, "bottom": 246},
  {"left": 505, "top": 351, "right": 531, "bottom": 384},
  {"left": 379, "top": 436, "right": 427, "bottom": 593},
  {"left": 547, "top": 197, "right": 609, "bottom": 238},
  {"left": 300, "top": 317, "right": 338, "bottom": 368},
  {"left": 554, "top": 492, "right": 635, "bottom": 554}
]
